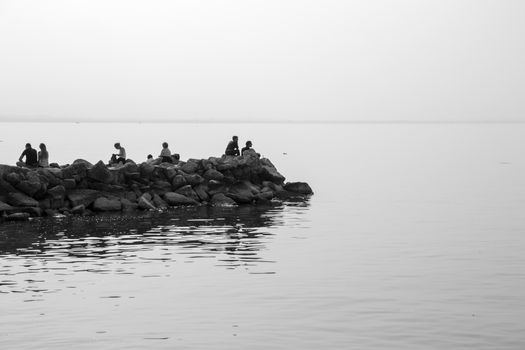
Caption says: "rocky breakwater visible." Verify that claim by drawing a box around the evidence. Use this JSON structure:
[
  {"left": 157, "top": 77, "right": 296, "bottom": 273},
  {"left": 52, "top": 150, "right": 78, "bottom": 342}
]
[{"left": 0, "top": 150, "right": 313, "bottom": 222}]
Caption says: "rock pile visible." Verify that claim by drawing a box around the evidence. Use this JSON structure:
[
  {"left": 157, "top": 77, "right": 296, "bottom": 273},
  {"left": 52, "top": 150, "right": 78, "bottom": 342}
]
[{"left": 0, "top": 151, "right": 313, "bottom": 222}]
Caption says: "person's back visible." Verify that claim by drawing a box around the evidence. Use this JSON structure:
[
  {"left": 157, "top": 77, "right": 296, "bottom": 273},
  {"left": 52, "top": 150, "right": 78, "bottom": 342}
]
[
  {"left": 38, "top": 143, "right": 49, "bottom": 167},
  {"left": 160, "top": 142, "right": 172, "bottom": 163}
]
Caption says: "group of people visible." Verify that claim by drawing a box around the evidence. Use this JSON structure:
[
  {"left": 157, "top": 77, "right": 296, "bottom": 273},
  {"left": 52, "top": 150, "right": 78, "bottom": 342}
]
[
  {"left": 17, "top": 136, "right": 256, "bottom": 168},
  {"left": 18, "top": 143, "right": 49, "bottom": 168}
]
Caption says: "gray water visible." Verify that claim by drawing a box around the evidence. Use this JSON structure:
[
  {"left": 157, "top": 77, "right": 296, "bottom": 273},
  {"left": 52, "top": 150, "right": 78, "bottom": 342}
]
[{"left": 1, "top": 122, "right": 525, "bottom": 349}]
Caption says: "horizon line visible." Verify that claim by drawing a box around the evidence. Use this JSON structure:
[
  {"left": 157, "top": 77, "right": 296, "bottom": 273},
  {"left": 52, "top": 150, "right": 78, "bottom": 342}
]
[{"left": 0, "top": 118, "right": 524, "bottom": 124}]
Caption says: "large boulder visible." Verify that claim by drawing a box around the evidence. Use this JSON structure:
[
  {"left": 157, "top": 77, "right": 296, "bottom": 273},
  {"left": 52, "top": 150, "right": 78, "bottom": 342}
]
[
  {"left": 171, "top": 175, "right": 187, "bottom": 190},
  {"left": 6, "top": 192, "right": 39, "bottom": 207},
  {"left": 175, "top": 185, "right": 200, "bottom": 202},
  {"left": 138, "top": 195, "right": 156, "bottom": 210},
  {"left": 67, "top": 189, "right": 100, "bottom": 207},
  {"left": 184, "top": 173, "right": 204, "bottom": 186},
  {"left": 92, "top": 197, "right": 122, "bottom": 211},
  {"left": 0, "top": 178, "right": 17, "bottom": 195},
  {"left": 0, "top": 200, "right": 14, "bottom": 212},
  {"left": 259, "top": 158, "right": 285, "bottom": 184},
  {"left": 193, "top": 184, "right": 209, "bottom": 202},
  {"left": 152, "top": 180, "right": 172, "bottom": 195},
  {"left": 180, "top": 160, "right": 199, "bottom": 174},
  {"left": 203, "top": 169, "right": 224, "bottom": 182},
  {"left": 210, "top": 193, "right": 237, "bottom": 206},
  {"left": 61, "top": 161, "right": 89, "bottom": 180},
  {"left": 88, "top": 160, "right": 112, "bottom": 183},
  {"left": 164, "top": 192, "right": 199, "bottom": 206},
  {"left": 284, "top": 182, "right": 313, "bottom": 195},
  {"left": 152, "top": 194, "right": 168, "bottom": 209},
  {"left": 226, "top": 181, "right": 258, "bottom": 204},
  {"left": 139, "top": 162, "right": 155, "bottom": 179},
  {"left": 15, "top": 179, "right": 42, "bottom": 197}
]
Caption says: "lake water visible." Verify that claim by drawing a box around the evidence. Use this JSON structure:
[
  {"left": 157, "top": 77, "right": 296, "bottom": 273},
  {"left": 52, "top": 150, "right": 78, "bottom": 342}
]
[{"left": 1, "top": 122, "right": 525, "bottom": 349}]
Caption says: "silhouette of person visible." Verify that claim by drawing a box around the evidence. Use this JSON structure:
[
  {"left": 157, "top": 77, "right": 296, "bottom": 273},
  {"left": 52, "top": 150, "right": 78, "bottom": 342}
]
[
  {"left": 225, "top": 135, "right": 240, "bottom": 156},
  {"left": 18, "top": 143, "right": 38, "bottom": 167},
  {"left": 241, "top": 140, "right": 253, "bottom": 155},
  {"left": 38, "top": 143, "right": 49, "bottom": 167},
  {"left": 160, "top": 142, "right": 172, "bottom": 163},
  {"left": 113, "top": 142, "right": 126, "bottom": 164}
]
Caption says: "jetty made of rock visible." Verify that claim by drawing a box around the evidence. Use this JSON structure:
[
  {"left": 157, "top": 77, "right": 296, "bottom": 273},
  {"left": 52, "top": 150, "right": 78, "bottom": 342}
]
[{"left": 0, "top": 151, "right": 313, "bottom": 222}]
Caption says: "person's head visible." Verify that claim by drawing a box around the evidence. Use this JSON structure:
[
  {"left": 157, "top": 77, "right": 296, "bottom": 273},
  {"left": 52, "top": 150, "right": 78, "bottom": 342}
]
[
  {"left": 39, "top": 143, "right": 47, "bottom": 151},
  {"left": 162, "top": 142, "right": 168, "bottom": 148},
  {"left": 232, "top": 135, "right": 238, "bottom": 142},
  {"left": 246, "top": 141, "right": 252, "bottom": 148},
  {"left": 114, "top": 142, "right": 121, "bottom": 149},
  {"left": 25, "top": 143, "right": 32, "bottom": 149},
  {"left": 147, "top": 154, "right": 153, "bottom": 159}
]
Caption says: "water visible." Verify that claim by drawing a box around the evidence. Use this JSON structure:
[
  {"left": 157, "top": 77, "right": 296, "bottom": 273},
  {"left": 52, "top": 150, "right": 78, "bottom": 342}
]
[{"left": 1, "top": 122, "right": 525, "bottom": 349}]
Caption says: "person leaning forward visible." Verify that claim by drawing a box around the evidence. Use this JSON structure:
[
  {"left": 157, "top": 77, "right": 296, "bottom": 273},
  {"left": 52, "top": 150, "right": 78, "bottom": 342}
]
[
  {"left": 18, "top": 143, "right": 38, "bottom": 167},
  {"left": 225, "top": 135, "right": 240, "bottom": 156}
]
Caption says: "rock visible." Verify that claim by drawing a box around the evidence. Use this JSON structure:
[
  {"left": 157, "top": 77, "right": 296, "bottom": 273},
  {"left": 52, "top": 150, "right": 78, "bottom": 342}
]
[
  {"left": 6, "top": 212, "right": 30, "bottom": 221},
  {"left": 184, "top": 173, "right": 204, "bottom": 186},
  {"left": 284, "top": 182, "right": 313, "bottom": 195},
  {"left": 67, "top": 189, "right": 100, "bottom": 207},
  {"left": 120, "top": 198, "right": 139, "bottom": 211},
  {"left": 152, "top": 194, "right": 168, "bottom": 209},
  {"left": 18, "top": 207, "right": 43, "bottom": 217},
  {"left": 88, "top": 160, "right": 112, "bottom": 183},
  {"left": 203, "top": 169, "right": 224, "bottom": 182},
  {"left": 38, "top": 198, "right": 51, "bottom": 210},
  {"left": 63, "top": 178, "right": 76, "bottom": 189},
  {"left": 125, "top": 191, "right": 137, "bottom": 202},
  {"left": 226, "top": 181, "right": 258, "bottom": 204},
  {"left": 210, "top": 193, "right": 237, "bottom": 206},
  {"left": 152, "top": 180, "right": 172, "bottom": 195},
  {"left": 7, "top": 192, "right": 39, "bottom": 207},
  {"left": 72, "top": 159, "right": 93, "bottom": 167},
  {"left": 164, "top": 192, "right": 199, "bottom": 206},
  {"left": 5, "top": 172, "right": 21, "bottom": 185},
  {"left": 139, "top": 162, "right": 155, "bottom": 179},
  {"left": 180, "top": 161, "right": 199, "bottom": 174},
  {"left": 92, "top": 197, "right": 122, "bottom": 211},
  {"left": 175, "top": 185, "right": 200, "bottom": 202},
  {"left": 0, "top": 178, "right": 17, "bottom": 196},
  {"left": 71, "top": 204, "right": 86, "bottom": 215},
  {"left": 138, "top": 195, "right": 156, "bottom": 210},
  {"left": 0, "top": 200, "right": 14, "bottom": 212},
  {"left": 193, "top": 184, "right": 209, "bottom": 202},
  {"left": 15, "top": 180, "right": 41, "bottom": 197},
  {"left": 48, "top": 185, "right": 66, "bottom": 200},
  {"left": 163, "top": 167, "right": 177, "bottom": 182},
  {"left": 259, "top": 158, "right": 285, "bottom": 184},
  {"left": 61, "top": 161, "right": 89, "bottom": 179},
  {"left": 172, "top": 174, "right": 187, "bottom": 190}
]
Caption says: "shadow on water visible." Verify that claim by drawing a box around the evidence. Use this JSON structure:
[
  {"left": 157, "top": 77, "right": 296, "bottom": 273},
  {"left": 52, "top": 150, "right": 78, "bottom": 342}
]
[{"left": 0, "top": 202, "right": 311, "bottom": 295}]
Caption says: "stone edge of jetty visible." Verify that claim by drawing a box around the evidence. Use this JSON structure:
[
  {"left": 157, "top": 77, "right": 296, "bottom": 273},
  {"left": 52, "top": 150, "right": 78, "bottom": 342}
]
[{"left": 0, "top": 151, "right": 313, "bottom": 222}]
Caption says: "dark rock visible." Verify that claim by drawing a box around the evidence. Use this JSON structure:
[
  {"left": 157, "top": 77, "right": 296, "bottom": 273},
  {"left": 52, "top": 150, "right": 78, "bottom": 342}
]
[
  {"left": 164, "top": 192, "right": 199, "bottom": 206},
  {"left": 120, "top": 198, "right": 138, "bottom": 211},
  {"left": 184, "top": 173, "right": 204, "bottom": 186},
  {"left": 7, "top": 212, "right": 30, "bottom": 221},
  {"left": 15, "top": 180, "right": 41, "bottom": 197},
  {"left": 63, "top": 178, "right": 76, "bottom": 189},
  {"left": 203, "top": 169, "right": 224, "bottom": 182},
  {"left": 18, "top": 207, "right": 43, "bottom": 217},
  {"left": 0, "top": 178, "right": 17, "bottom": 196},
  {"left": 71, "top": 204, "right": 86, "bottom": 215},
  {"left": 259, "top": 158, "right": 285, "bottom": 184},
  {"left": 163, "top": 167, "right": 177, "bottom": 182},
  {"left": 38, "top": 198, "right": 51, "bottom": 210},
  {"left": 210, "top": 193, "right": 237, "bottom": 206},
  {"left": 152, "top": 194, "right": 168, "bottom": 209},
  {"left": 180, "top": 161, "right": 199, "bottom": 174},
  {"left": 172, "top": 174, "right": 188, "bottom": 190},
  {"left": 48, "top": 185, "right": 66, "bottom": 200},
  {"left": 175, "top": 185, "right": 200, "bottom": 202},
  {"left": 125, "top": 191, "right": 137, "bottom": 202},
  {"left": 139, "top": 162, "right": 155, "bottom": 179},
  {"left": 88, "top": 160, "right": 112, "bottom": 183},
  {"left": 92, "top": 197, "right": 122, "bottom": 211},
  {"left": 72, "top": 159, "right": 93, "bottom": 167},
  {"left": 226, "top": 181, "right": 258, "bottom": 204},
  {"left": 61, "top": 161, "right": 89, "bottom": 179},
  {"left": 152, "top": 180, "right": 172, "bottom": 195},
  {"left": 284, "top": 182, "right": 313, "bottom": 195},
  {"left": 7, "top": 192, "right": 39, "bottom": 207},
  {"left": 194, "top": 184, "right": 209, "bottom": 202},
  {"left": 0, "top": 200, "right": 14, "bottom": 212},
  {"left": 138, "top": 195, "right": 156, "bottom": 210},
  {"left": 67, "top": 189, "right": 100, "bottom": 207},
  {"left": 5, "top": 172, "right": 21, "bottom": 185}
]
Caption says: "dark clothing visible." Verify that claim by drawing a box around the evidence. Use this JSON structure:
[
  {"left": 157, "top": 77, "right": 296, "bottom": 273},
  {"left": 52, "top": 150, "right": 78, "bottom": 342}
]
[
  {"left": 21, "top": 148, "right": 38, "bottom": 167},
  {"left": 241, "top": 146, "right": 251, "bottom": 155},
  {"left": 225, "top": 140, "right": 240, "bottom": 156},
  {"left": 161, "top": 156, "right": 172, "bottom": 163},
  {"left": 116, "top": 157, "right": 126, "bottom": 164}
]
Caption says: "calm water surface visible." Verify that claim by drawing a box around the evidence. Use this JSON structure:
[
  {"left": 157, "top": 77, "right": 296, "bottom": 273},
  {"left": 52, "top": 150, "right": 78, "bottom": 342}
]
[{"left": 1, "top": 122, "right": 525, "bottom": 349}]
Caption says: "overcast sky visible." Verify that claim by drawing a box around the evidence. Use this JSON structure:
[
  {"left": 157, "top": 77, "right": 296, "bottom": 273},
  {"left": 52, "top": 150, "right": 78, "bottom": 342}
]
[{"left": 0, "top": 0, "right": 524, "bottom": 122}]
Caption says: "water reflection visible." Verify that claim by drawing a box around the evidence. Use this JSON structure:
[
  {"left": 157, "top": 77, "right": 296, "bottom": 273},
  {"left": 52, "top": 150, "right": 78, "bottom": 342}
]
[{"left": 0, "top": 203, "right": 311, "bottom": 295}]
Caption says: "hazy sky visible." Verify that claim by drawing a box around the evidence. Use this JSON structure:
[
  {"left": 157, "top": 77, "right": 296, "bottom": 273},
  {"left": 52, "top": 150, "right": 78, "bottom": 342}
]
[{"left": 0, "top": 0, "right": 524, "bottom": 122}]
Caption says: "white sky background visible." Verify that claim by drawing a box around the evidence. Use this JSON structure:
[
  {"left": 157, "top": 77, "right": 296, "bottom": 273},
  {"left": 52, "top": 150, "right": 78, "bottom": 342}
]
[{"left": 0, "top": 0, "right": 524, "bottom": 123}]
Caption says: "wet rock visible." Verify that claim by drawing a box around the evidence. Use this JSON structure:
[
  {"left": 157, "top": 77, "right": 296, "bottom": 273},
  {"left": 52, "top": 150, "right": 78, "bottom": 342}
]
[
  {"left": 92, "top": 197, "right": 122, "bottom": 211},
  {"left": 175, "top": 185, "right": 200, "bottom": 202},
  {"left": 6, "top": 212, "right": 30, "bottom": 221},
  {"left": 88, "top": 160, "right": 112, "bottom": 183},
  {"left": 226, "top": 181, "right": 258, "bottom": 204},
  {"left": 138, "top": 195, "right": 156, "bottom": 210},
  {"left": 284, "top": 182, "right": 313, "bottom": 195},
  {"left": 152, "top": 194, "right": 168, "bottom": 209},
  {"left": 120, "top": 198, "right": 138, "bottom": 211},
  {"left": 0, "top": 200, "right": 14, "bottom": 212},
  {"left": 71, "top": 204, "right": 86, "bottom": 215},
  {"left": 67, "top": 189, "right": 100, "bottom": 207},
  {"left": 210, "top": 193, "right": 237, "bottom": 206},
  {"left": 7, "top": 192, "right": 39, "bottom": 207},
  {"left": 164, "top": 192, "right": 199, "bottom": 206}
]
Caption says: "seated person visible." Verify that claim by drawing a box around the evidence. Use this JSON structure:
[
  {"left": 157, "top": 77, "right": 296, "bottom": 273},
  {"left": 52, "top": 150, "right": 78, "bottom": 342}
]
[
  {"left": 113, "top": 143, "right": 126, "bottom": 164},
  {"left": 18, "top": 143, "right": 38, "bottom": 167},
  {"left": 160, "top": 142, "right": 172, "bottom": 163},
  {"left": 241, "top": 140, "right": 253, "bottom": 155},
  {"left": 38, "top": 143, "right": 49, "bottom": 167},
  {"left": 171, "top": 153, "right": 180, "bottom": 164},
  {"left": 225, "top": 135, "right": 240, "bottom": 156},
  {"left": 146, "top": 154, "right": 155, "bottom": 163}
]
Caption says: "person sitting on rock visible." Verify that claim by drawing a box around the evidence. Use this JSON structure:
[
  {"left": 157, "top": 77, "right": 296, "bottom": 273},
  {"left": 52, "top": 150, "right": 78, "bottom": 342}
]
[
  {"left": 241, "top": 140, "right": 253, "bottom": 155},
  {"left": 38, "top": 143, "right": 49, "bottom": 167},
  {"left": 146, "top": 154, "right": 155, "bottom": 163},
  {"left": 171, "top": 153, "right": 180, "bottom": 164},
  {"left": 112, "top": 142, "right": 126, "bottom": 164},
  {"left": 18, "top": 143, "right": 38, "bottom": 168},
  {"left": 225, "top": 135, "right": 240, "bottom": 156},
  {"left": 241, "top": 140, "right": 260, "bottom": 158},
  {"left": 160, "top": 142, "right": 172, "bottom": 163}
]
